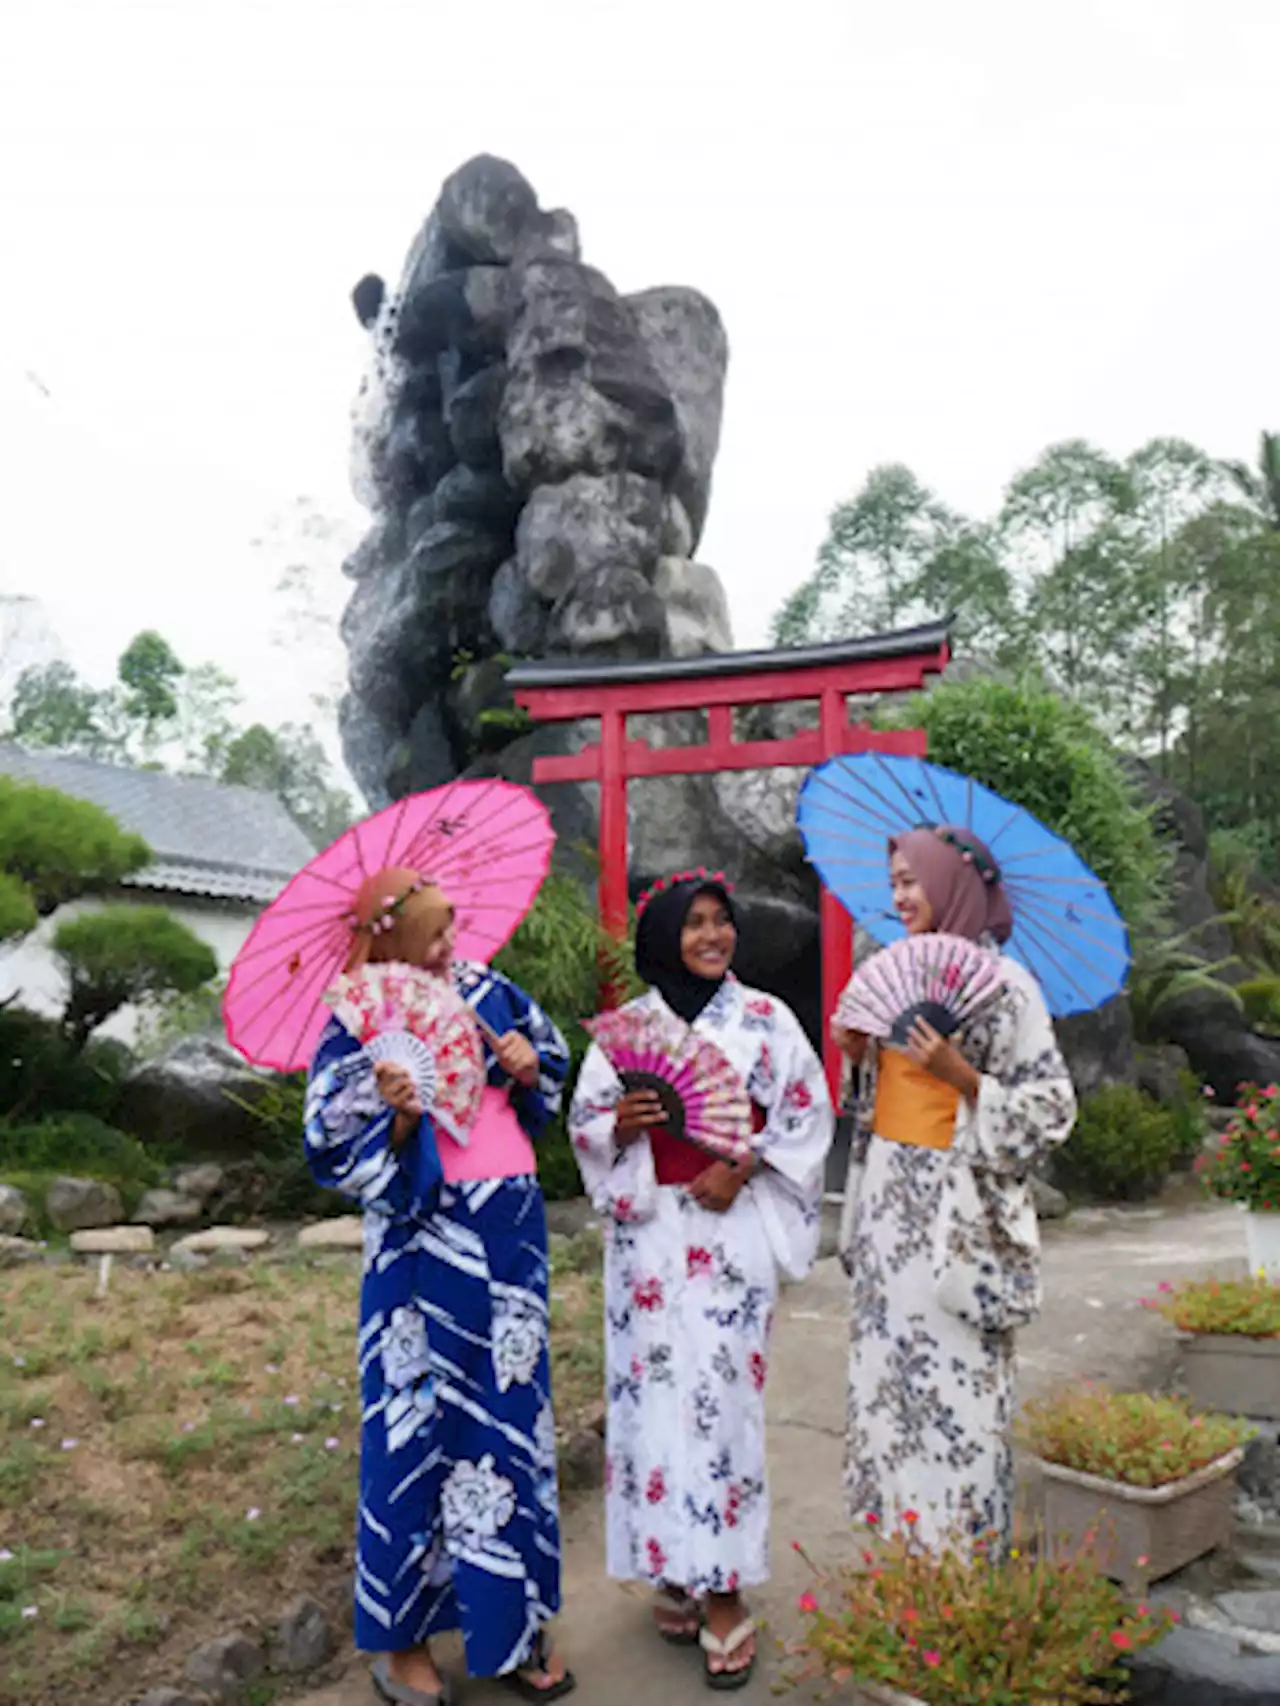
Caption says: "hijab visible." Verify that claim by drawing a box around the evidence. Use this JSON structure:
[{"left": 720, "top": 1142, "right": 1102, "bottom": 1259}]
[
  {"left": 634, "top": 876, "right": 738, "bottom": 1023},
  {"left": 343, "top": 866, "right": 453, "bottom": 974},
  {"left": 890, "top": 825, "right": 1014, "bottom": 945}
]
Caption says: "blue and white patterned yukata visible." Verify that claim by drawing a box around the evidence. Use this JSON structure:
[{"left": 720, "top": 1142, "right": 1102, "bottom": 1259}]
[{"left": 304, "top": 960, "right": 570, "bottom": 1678}]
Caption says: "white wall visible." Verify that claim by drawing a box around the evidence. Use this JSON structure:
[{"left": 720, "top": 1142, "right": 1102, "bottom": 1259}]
[{"left": 0, "top": 890, "right": 255, "bottom": 1045}]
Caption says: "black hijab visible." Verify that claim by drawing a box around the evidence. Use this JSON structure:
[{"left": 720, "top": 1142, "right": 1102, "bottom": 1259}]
[{"left": 634, "top": 878, "right": 738, "bottom": 1024}]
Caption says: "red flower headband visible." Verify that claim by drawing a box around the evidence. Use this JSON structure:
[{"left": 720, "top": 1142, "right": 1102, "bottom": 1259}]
[{"left": 635, "top": 866, "right": 735, "bottom": 919}]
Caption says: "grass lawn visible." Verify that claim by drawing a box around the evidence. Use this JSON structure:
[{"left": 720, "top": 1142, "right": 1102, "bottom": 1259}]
[{"left": 0, "top": 1235, "right": 604, "bottom": 1706}]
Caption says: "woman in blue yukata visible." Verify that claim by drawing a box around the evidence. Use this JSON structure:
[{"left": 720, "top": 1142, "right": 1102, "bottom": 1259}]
[{"left": 304, "top": 865, "right": 576, "bottom": 1706}]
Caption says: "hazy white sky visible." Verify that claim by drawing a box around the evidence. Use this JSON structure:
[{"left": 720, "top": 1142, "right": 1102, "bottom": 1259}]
[{"left": 2, "top": 0, "right": 1278, "bottom": 743}]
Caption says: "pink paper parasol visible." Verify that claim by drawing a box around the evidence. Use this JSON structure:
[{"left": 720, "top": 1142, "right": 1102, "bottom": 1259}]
[{"left": 223, "top": 779, "right": 555, "bottom": 1072}]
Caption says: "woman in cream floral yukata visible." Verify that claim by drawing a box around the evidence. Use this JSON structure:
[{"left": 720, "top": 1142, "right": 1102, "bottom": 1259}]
[
  {"left": 834, "top": 827, "right": 1077, "bottom": 1556},
  {"left": 303, "top": 867, "right": 576, "bottom": 1706},
  {"left": 570, "top": 872, "right": 834, "bottom": 1692}
]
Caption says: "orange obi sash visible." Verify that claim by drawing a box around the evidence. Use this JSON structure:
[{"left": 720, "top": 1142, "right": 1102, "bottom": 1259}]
[{"left": 873, "top": 1048, "right": 960, "bottom": 1150}]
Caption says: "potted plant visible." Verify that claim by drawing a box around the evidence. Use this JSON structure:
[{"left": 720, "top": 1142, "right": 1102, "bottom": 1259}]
[
  {"left": 1020, "top": 1386, "right": 1252, "bottom": 1591},
  {"left": 1197, "top": 1081, "right": 1280, "bottom": 1277},
  {"left": 1145, "top": 1274, "right": 1280, "bottom": 1421},
  {"left": 784, "top": 1519, "right": 1176, "bottom": 1705}
]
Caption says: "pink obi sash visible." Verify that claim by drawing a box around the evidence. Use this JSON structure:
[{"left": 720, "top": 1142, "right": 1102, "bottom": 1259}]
[{"left": 436, "top": 1085, "right": 536, "bottom": 1184}]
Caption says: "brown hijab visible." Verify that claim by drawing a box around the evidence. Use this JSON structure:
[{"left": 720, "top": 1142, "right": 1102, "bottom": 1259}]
[
  {"left": 890, "top": 825, "right": 1014, "bottom": 944},
  {"left": 343, "top": 866, "right": 453, "bottom": 974}
]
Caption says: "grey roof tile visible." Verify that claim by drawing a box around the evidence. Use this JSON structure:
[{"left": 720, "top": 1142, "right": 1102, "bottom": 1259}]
[{"left": 0, "top": 745, "right": 317, "bottom": 905}]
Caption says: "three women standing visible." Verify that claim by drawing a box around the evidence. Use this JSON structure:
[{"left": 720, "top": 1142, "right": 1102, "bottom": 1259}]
[
  {"left": 570, "top": 875, "right": 835, "bottom": 1689},
  {"left": 834, "top": 827, "right": 1076, "bottom": 1554},
  {"left": 304, "top": 868, "right": 576, "bottom": 1705}
]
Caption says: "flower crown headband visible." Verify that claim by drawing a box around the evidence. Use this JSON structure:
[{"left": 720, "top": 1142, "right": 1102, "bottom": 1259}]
[
  {"left": 918, "top": 823, "right": 1003, "bottom": 889},
  {"left": 347, "top": 874, "right": 435, "bottom": 938},
  {"left": 635, "top": 866, "right": 735, "bottom": 919}
]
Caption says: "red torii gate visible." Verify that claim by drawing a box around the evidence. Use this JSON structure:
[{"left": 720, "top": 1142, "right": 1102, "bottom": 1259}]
[{"left": 508, "top": 619, "right": 952, "bottom": 1100}]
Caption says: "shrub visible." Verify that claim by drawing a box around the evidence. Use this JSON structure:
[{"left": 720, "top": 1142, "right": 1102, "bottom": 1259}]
[
  {"left": 1145, "top": 1274, "right": 1280, "bottom": 1338},
  {"left": 54, "top": 906, "right": 218, "bottom": 1049},
  {"left": 0, "top": 1006, "right": 133, "bottom": 1124},
  {"left": 886, "top": 675, "right": 1166, "bottom": 930},
  {"left": 1199, "top": 1082, "right": 1280, "bottom": 1211},
  {"left": 0, "top": 1113, "right": 163, "bottom": 1233},
  {"left": 1239, "top": 976, "right": 1280, "bottom": 1035},
  {"left": 1019, "top": 1386, "right": 1252, "bottom": 1488},
  {"left": 786, "top": 1519, "right": 1175, "bottom": 1705},
  {"left": 1054, "top": 1085, "right": 1182, "bottom": 1202}
]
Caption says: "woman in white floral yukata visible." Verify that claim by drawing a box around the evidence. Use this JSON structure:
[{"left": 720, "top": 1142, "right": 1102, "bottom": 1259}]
[
  {"left": 834, "top": 826, "right": 1077, "bottom": 1557},
  {"left": 570, "top": 872, "right": 834, "bottom": 1692}
]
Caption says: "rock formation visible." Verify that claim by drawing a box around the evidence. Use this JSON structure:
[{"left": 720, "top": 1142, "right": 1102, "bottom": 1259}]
[{"left": 340, "top": 155, "right": 732, "bottom": 808}]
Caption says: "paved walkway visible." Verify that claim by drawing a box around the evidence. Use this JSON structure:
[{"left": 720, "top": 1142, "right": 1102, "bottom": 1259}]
[{"left": 298, "top": 1197, "right": 1247, "bottom": 1706}]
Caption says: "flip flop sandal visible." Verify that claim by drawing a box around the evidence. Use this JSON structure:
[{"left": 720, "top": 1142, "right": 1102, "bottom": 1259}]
[
  {"left": 653, "top": 1587, "right": 702, "bottom": 1646},
  {"left": 699, "top": 1617, "right": 757, "bottom": 1692},
  {"left": 371, "top": 1656, "right": 453, "bottom": 1705},
  {"left": 502, "top": 1632, "right": 577, "bottom": 1702}
]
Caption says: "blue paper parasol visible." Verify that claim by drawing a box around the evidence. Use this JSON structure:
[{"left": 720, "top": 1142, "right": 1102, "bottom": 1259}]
[{"left": 795, "top": 752, "right": 1130, "bottom": 1017}]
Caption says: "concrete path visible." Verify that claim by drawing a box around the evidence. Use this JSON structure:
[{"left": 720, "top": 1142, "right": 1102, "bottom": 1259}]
[{"left": 297, "top": 1197, "right": 1248, "bottom": 1706}]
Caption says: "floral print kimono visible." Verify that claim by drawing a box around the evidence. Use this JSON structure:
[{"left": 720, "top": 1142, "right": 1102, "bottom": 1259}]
[
  {"left": 303, "top": 960, "right": 569, "bottom": 1679},
  {"left": 839, "top": 954, "right": 1076, "bottom": 1552},
  {"left": 570, "top": 979, "right": 834, "bottom": 1597}
]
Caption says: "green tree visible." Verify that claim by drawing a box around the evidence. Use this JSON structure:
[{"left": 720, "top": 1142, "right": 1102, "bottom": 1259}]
[
  {"left": 1123, "top": 438, "right": 1225, "bottom": 764},
  {"left": 1225, "top": 429, "right": 1280, "bottom": 531},
  {"left": 53, "top": 907, "right": 218, "bottom": 1050},
  {"left": 0, "top": 776, "right": 150, "bottom": 931},
  {"left": 220, "top": 722, "right": 352, "bottom": 848},
  {"left": 117, "top": 630, "right": 184, "bottom": 751},
  {"left": 8, "top": 661, "right": 118, "bottom": 759},
  {"left": 1000, "top": 441, "right": 1137, "bottom": 720},
  {"left": 773, "top": 465, "right": 975, "bottom": 645}
]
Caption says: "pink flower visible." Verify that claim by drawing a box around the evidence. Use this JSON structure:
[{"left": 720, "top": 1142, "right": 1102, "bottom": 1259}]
[
  {"left": 1110, "top": 1630, "right": 1133, "bottom": 1652},
  {"left": 1157, "top": 1280, "right": 1173, "bottom": 1293},
  {"left": 923, "top": 1650, "right": 941, "bottom": 1668},
  {"left": 864, "top": 1512, "right": 879, "bottom": 1527},
  {"left": 686, "top": 1247, "right": 714, "bottom": 1278},
  {"left": 798, "top": 1592, "right": 818, "bottom": 1614}
]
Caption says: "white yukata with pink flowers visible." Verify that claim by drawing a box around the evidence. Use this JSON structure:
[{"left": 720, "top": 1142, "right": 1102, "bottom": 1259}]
[{"left": 569, "top": 978, "right": 834, "bottom": 1597}]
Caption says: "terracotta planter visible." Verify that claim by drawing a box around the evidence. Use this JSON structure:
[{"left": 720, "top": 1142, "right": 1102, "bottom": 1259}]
[
  {"left": 1039, "top": 1448, "right": 1244, "bottom": 1591},
  {"left": 1179, "top": 1328, "right": 1280, "bottom": 1420}
]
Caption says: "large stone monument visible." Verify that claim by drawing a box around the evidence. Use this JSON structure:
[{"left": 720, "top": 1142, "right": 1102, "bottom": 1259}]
[{"left": 340, "top": 154, "right": 733, "bottom": 809}]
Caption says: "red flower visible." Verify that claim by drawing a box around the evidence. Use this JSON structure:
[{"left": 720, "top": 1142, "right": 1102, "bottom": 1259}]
[
  {"left": 1110, "top": 1631, "right": 1133, "bottom": 1652},
  {"left": 923, "top": 1651, "right": 941, "bottom": 1668},
  {"left": 746, "top": 997, "right": 775, "bottom": 1019},
  {"left": 686, "top": 1247, "right": 714, "bottom": 1278},
  {"left": 749, "top": 1351, "right": 767, "bottom": 1393},
  {"left": 797, "top": 1592, "right": 818, "bottom": 1614},
  {"left": 645, "top": 1468, "right": 666, "bottom": 1505},
  {"left": 646, "top": 1537, "right": 666, "bottom": 1575},
  {"left": 864, "top": 1512, "right": 879, "bottom": 1527},
  {"left": 633, "top": 1277, "right": 664, "bottom": 1312},
  {"left": 903, "top": 1508, "right": 920, "bottom": 1525}
]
